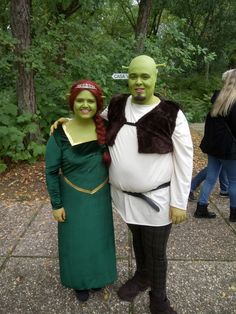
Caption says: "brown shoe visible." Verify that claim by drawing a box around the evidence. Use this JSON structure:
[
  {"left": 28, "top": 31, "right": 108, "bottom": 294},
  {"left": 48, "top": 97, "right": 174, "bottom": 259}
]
[
  {"left": 149, "top": 292, "right": 177, "bottom": 314},
  {"left": 117, "top": 271, "right": 150, "bottom": 302}
]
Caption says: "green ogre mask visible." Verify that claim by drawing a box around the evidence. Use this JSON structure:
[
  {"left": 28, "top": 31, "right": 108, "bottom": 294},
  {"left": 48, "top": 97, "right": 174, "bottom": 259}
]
[{"left": 128, "top": 55, "right": 157, "bottom": 105}]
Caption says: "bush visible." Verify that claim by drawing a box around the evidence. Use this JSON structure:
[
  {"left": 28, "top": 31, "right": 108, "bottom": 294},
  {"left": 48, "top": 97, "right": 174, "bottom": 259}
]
[
  {"left": 0, "top": 90, "right": 46, "bottom": 172},
  {"left": 161, "top": 73, "right": 222, "bottom": 122}
]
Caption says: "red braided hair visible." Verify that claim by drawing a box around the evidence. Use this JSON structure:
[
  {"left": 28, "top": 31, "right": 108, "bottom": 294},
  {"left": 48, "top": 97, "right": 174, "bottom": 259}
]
[{"left": 68, "top": 80, "right": 111, "bottom": 166}]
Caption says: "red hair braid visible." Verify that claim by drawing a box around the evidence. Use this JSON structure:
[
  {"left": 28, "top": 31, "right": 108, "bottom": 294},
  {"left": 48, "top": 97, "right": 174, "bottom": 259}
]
[{"left": 94, "top": 113, "right": 111, "bottom": 166}]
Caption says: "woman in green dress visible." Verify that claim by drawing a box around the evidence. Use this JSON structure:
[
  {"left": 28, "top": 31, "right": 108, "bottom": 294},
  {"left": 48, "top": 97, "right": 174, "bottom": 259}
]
[{"left": 45, "top": 80, "right": 117, "bottom": 302}]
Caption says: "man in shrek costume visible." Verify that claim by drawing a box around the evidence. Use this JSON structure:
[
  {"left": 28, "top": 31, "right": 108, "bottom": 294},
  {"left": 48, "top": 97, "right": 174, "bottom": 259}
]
[
  {"left": 105, "top": 55, "right": 193, "bottom": 314},
  {"left": 45, "top": 80, "right": 117, "bottom": 302},
  {"left": 51, "top": 55, "right": 193, "bottom": 313}
]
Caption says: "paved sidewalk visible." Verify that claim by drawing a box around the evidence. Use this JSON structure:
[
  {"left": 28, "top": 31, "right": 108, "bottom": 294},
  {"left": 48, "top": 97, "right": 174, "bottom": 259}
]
[{"left": 0, "top": 125, "right": 236, "bottom": 314}]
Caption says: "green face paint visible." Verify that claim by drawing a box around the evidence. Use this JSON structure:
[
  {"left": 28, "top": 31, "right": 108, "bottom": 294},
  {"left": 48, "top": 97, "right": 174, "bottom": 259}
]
[
  {"left": 128, "top": 55, "right": 157, "bottom": 105},
  {"left": 73, "top": 90, "right": 97, "bottom": 120}
]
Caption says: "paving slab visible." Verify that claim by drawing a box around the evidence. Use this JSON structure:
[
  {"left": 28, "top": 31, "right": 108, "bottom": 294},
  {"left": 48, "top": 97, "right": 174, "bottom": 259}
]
[
  {"left": 0, "top": 201, "right": 40, "bottom": 256},
  {"left": 12, "top": 202, "right": 129, "bottom": 259},
  {"left": 167, "top": 261, "right": 236, "bottom": 314},
  {"left": 188, "top": 185, "right": 236, "bottom": 233},
  {"left": 13, "top": 203, "right": 58, "bottom": 257},
  {"left": 0, "top": 257, "right": 6, "bottom": 268},
  {"left": 1, "top": 150, "right": 236, "bottom": 314},
  {"left": 167, "top": 201, "right": 236, "bottom": 261},
  {"left": 112, "top": 208, "right": 129, "bottom": 258},
  {"left": 0, "top": 257, "right": 129, "bottom": 314},
  {"left": 81, "top": 260, "right": 130, "bottom": 314},
  {"left": 210, "top": 197, "right": 236, "bottom": 231},
  {"left": 131, "top": 261, "right": 236, "bottom": 314}
]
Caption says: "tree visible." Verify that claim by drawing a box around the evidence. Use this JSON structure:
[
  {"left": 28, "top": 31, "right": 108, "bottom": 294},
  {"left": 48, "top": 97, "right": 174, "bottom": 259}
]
[
  {"left": 166, "top": 0, "right": 236, "bottom": 66},
  {"left": 135, "top": 0, "right": 153, "bottom": 52},
  {"left": 148, "top": 0, "right": 169, "bottom": 36},
  {"left": 116, "top": 0, "right": 154, "bottom": 52},
  {"left": 10, "top": 0, "right": 37, "bottom": 115}
]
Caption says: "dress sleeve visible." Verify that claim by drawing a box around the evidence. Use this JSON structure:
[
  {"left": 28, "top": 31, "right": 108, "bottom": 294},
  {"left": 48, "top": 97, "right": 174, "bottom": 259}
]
[
  {"left": 170, "top": 110, "right": 193, "bottom": 210},
  {"left": 45, "top": 135, "right": 63, "bottom": 209}
]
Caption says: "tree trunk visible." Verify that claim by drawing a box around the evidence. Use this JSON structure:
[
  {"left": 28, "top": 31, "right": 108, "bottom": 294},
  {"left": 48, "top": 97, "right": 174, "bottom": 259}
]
[
  {"left": 135, "top": 0, "right": 153, "bottom": 53},
  {"left": 149, "top": 7, "right": 164, "bottom": 36},
  {"left": 10, "top": 0, "right": 36, "bottom": 114}
]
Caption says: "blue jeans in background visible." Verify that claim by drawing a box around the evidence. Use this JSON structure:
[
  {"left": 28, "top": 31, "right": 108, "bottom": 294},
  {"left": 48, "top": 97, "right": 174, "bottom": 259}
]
[
  {"left": 219, "top": 168, "right": 229, "bottom": 193},
  {"left": 191, "top": 166, "right": 229, "bottom": 194},
  {"left": 198, "top": 155, "right": 236, "bottom": 207}
]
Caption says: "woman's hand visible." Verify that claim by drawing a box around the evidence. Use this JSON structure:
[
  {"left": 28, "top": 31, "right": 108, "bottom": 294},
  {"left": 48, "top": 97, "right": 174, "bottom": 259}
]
[
  {"left": 53, "top": 208, "right": 66, "bottom": 222},
  {"left": 50, "top": 118, "right": 69, "bottom": 135}
]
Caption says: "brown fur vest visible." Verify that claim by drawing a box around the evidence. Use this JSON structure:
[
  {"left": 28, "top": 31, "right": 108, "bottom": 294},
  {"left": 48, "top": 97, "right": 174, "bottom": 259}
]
[{"left": 106, "top": 94, "right": 180, "bottom": 154}]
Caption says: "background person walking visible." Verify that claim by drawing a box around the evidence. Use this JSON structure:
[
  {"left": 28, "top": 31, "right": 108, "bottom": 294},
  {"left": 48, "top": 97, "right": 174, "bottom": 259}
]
[{"left": 194, "top": 69, "right": 236, "bottom": 221}]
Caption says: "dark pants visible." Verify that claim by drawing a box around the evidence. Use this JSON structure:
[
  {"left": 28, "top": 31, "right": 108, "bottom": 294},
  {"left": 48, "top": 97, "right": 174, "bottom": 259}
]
[{"left": 128, "top": 223, "right": 172, "bottom": 299}]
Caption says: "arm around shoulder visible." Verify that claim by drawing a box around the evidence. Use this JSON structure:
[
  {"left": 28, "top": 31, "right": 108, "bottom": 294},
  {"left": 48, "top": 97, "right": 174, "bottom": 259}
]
[{"left": 50, "top": 117, "right": 70, "bottom": 135}]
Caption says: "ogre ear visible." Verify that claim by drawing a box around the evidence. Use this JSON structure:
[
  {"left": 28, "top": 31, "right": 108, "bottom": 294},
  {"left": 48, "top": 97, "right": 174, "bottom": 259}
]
[
  {"left": 156, "top": 63, "right": 166, "bottom": 67},
  {"left": 156, "top": 63, "right": 166, "bottom": 73}
]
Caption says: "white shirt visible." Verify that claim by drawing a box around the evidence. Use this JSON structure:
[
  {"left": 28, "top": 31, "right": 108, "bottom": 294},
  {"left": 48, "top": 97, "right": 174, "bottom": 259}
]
[{"left": 102, "top": 96, "right": 193, "bottom": 226}]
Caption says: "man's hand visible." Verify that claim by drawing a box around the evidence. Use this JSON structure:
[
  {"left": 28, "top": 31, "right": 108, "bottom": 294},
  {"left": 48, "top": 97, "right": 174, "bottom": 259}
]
[
  {"left": 170, "top": 206, "right": 187, "bottom": 224},
  {"left": 50, "top": 118, "right": 69, "bottom": 135},
  {"left": 53, "top": 208, "right": 66, "bottom": 222}
]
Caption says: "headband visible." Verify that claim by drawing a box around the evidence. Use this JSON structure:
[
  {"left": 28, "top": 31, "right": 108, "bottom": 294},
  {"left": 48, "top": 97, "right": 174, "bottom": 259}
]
[{"left": 76, "top": 83, "right": 96, "bottom": 90}]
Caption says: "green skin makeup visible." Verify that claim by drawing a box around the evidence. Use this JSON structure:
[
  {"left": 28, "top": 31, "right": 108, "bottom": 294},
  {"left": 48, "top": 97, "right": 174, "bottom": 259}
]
[
  {"left": 73, "top": 90, "right": 97, "bottom": 120},
  {"left": 65, "top": 90, "right": 97, "bottom": 144},
  {"left": 128, "top": 55, "right": 159, "bottom": 105}
]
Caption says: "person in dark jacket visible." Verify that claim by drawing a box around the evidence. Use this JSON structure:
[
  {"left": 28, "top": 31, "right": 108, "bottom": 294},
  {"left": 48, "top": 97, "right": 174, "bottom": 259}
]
[
  {"left": 189, "top": 89, "right": 230, "bottom": 202},
  {"left": 194, "top": 69, "right": 236, "bottom": 221}
]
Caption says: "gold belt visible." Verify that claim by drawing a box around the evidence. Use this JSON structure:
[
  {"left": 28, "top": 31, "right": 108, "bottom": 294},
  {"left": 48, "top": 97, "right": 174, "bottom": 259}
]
[{"left": 63, "top": 176, "right": 108, "bottom": 194}]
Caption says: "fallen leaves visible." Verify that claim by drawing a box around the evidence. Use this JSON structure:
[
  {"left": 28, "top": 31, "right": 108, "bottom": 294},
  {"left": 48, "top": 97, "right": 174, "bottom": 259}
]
[
  {"left": 191, "top": 128, "right": 207, "bottom": 175},
  {"left": 0, "top": 159, "right": 48, "bottom": 202}
]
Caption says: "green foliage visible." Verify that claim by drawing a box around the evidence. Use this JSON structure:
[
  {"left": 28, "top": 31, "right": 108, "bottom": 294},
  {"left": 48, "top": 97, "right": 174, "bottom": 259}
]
[
  {"left": 28, "top": 142, "right": 46, "bottom": 158},
  {"left": 0, "top": 0, "right": 235, "bottom": 172},
  {"left": 163, "top": 73, "right": 222, "bottom": 122},
  {"left": 0, "top": 90, "right": 46, "bottom": 171},
  {"left": 0, "top": 162, "right": 7, "bottom": 173},
  {"left": 165, "top": 0, "right": 236, "bottom": 69},
  {"left": 0, "top": 27, "right": 16, "bottom": 88},
  {"left": 154, "top": 20, "right": 217, "bottom": 73},
  {"left": 171, "top": 92, "right": 211, "bottom": 122}
]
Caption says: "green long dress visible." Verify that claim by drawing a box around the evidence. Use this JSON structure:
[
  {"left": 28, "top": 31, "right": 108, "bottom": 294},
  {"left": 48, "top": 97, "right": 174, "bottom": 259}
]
[{"left": 45, "top": 126, "right": 117, "bottom": 290}]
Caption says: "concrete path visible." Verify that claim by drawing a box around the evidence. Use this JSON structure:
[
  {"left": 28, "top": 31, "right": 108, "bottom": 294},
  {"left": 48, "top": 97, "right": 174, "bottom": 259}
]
[{"left": 0, "top": 124, "right": 236, "bottom": 314}]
